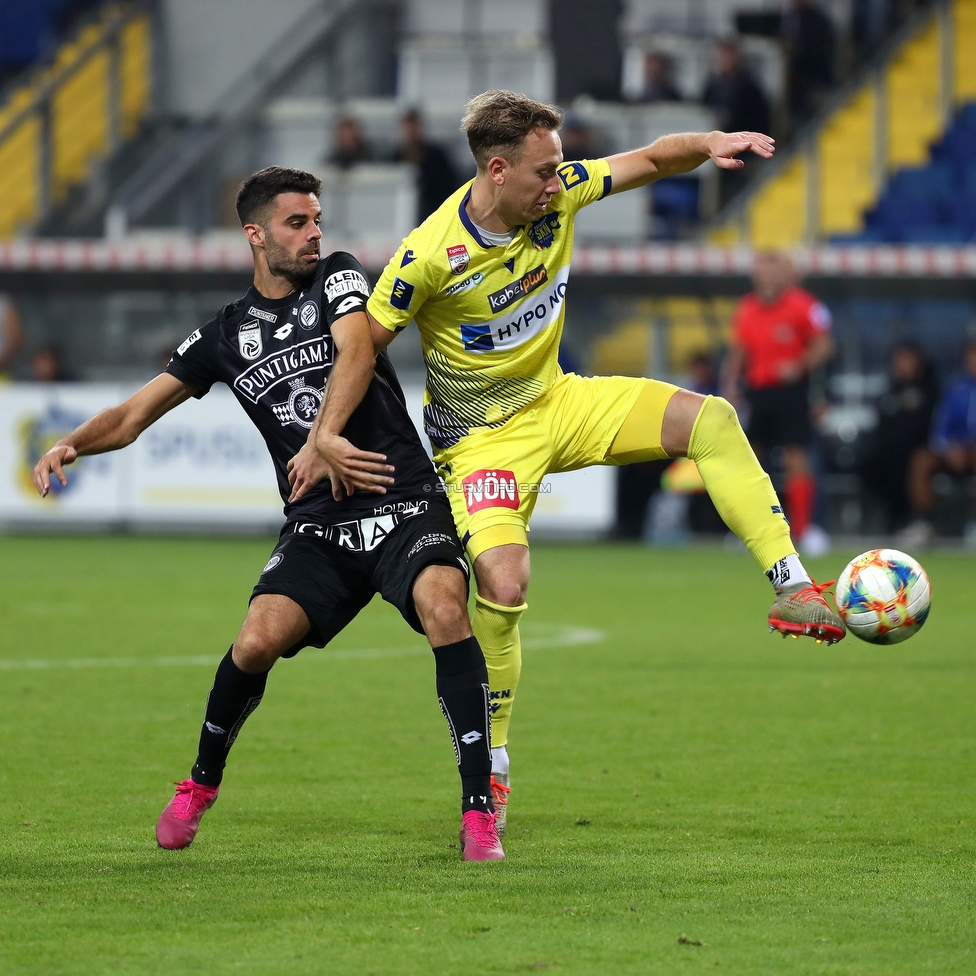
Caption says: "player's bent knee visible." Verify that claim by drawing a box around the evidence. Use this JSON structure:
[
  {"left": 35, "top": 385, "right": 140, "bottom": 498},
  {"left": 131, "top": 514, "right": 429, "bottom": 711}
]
[
  {"left": 418, "top": 596, "right": 471, "bottom": 645},
  {"left": 477, "top": 579, "right": 525, "bottom": 608},
  {"left": 234, "top": 625, "right": 289, "bottom": 672}
]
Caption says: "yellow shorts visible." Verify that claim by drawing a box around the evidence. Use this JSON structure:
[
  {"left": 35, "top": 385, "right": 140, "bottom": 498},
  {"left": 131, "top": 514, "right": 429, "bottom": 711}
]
[{"left": 435, "top": 372, "right": 680, "bottom": 559}]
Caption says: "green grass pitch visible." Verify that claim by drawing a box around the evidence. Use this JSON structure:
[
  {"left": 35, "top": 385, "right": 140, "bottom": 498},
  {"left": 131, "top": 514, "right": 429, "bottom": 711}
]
[{"left": 1, "top": 535, "right": 973, "bottom": 975}]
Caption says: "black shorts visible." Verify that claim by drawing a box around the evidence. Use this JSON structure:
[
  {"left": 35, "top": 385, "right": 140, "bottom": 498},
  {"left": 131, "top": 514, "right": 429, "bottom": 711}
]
[
  {"left": 745, "top": 380, "right": 812, "bottom": 451},
  {"left": 250, "top": 500, "right": 468, "bottom": 656}
]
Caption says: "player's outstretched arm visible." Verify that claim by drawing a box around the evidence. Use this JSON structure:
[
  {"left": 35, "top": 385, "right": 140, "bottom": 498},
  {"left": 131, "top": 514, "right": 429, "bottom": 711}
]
[
  {"left": 287, "top": 310, "right": 395, "bottom": 502},
  {"left": 606, "top": 130, "right": 775, "bottom": 194},
  {"left": 32, "top": 372, "right": 194, "bottom": 497}
]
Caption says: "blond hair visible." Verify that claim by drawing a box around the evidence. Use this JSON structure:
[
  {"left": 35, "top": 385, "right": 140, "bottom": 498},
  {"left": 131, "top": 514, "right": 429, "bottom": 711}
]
[{"left": 460, "top": 90, "right": 563, "bottom": 170}]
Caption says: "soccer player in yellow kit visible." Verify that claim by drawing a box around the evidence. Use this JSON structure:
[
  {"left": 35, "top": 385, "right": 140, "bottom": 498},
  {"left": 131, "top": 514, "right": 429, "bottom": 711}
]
[{"left": 353, "top": 91, "right": 846, "bottom": 835}]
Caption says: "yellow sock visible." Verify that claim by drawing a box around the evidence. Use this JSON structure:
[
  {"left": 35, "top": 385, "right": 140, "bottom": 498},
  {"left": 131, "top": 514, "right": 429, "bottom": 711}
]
[
  {"left": 472, "top": 594, "right": 526, "bottom": 749},
  {"left": 688, "top": 396, "right": 795, "bottom": 573}
]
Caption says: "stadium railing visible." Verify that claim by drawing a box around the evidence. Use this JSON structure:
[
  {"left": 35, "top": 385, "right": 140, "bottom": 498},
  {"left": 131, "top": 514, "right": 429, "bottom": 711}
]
[{"left": 0, "top": 2, "right": 152, "bottom": 241}]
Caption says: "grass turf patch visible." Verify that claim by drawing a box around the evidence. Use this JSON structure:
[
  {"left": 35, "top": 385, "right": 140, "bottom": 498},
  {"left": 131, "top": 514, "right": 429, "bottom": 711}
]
[{"left": 0, "top": 536, "right": 974, "bottom": 974}]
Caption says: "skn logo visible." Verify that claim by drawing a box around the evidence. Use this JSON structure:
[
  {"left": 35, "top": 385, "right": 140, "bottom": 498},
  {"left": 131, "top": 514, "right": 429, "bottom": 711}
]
[{"left": 462, "top": 469, "right": 520, "bottom": 514}]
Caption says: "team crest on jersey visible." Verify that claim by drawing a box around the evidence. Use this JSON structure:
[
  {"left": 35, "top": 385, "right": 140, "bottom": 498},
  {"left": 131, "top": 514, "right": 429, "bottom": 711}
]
[
  {"left": 462, "top": 469, "right": 520, "bottom": 513},
  {"left": 446, "top": 244, "right": 470, "bottom": 275},
  {"left": 238, "top": 320, "right": 263, "bottom": 360},
  {"left": 271, "top": 376, "right": 323, "bottom": 429},
  {"left": 527, "top": 212, "right": 560, "bottom": 250},
  {"left": 299, "top": 301, "right": 319, "bottom": 330}
]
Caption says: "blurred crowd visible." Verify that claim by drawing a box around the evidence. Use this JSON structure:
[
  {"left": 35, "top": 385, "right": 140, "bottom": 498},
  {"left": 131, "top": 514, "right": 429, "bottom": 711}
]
[
  {"left": 326, "top": 108, "right": 462, "bottom": 223},
  {"left": 617, "top": 252, "right": 976, "bottom": 549},
  {"left": 0, "top": 294, "right": 73, "bottom": 383}
]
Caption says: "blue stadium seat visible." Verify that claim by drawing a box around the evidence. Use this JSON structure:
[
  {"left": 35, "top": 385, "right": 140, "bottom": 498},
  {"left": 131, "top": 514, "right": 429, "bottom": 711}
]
[{"left": 0, "top": 0, "right": 99, "bottom": 74}]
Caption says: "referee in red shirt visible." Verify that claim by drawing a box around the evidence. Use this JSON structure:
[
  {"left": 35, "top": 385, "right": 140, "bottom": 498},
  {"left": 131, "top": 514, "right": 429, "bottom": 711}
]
[{"left": 722, "top": 251, "right": 835, "bottom": 553}]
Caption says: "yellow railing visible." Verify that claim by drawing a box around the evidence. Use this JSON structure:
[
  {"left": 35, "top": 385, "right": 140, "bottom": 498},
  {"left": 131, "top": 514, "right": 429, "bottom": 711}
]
[
  {"left": 713, "top": 0, "right": 976, "bottom": 246},
  {"left": 0, "top": 3, "right": 152, "bottom": 239}
]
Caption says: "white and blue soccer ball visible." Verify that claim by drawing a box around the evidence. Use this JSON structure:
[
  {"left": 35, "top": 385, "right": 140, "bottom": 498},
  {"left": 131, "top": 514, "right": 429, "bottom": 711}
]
[{"left": 835, "top": 549, "right": 931, "bottom": 644}]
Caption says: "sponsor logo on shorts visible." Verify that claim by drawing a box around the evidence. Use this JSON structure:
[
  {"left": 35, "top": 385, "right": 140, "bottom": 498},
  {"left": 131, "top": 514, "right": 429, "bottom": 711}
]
[
  {"left": 390, "top": 276, "right": 414, "bottom": 310},
  {"left": 324, "top": 270, "right": 370, "bottom": 302},
  {"left": 262, "top": 552, "right": 283, "bottom": 573},
  {"left": 177, "top": 329, "right": 202, "bottom": 356},
  {"left": 406, "top": 531, "right": 456, "bottom": 559},
  {"left": 462, "top": 469, "right": 520, "bottom": 513},
  {"left": 299, "top": 301, "right": 319, "bottom": 330},
  {"left": 248, "top": 306, "right": 277, "bottom": 323},
  {"left": 238, "top": 320, "right": 263, "bottom": 360},
  {"left": 445, "top": 272, "right": 483, "bottom": 296},
  {"left": 486, "top": 264, "right": 548, "bottom": 314},
  {"left": 293, "top": 501, "right": 429, "bottom": 552},
  {"left": 447, "top": 243, "right": 469, "bottom": 275}
]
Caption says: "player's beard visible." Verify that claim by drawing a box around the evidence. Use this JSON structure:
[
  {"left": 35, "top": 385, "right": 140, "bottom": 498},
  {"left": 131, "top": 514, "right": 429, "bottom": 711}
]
[{"left": 264, "top": 231, "right": 319, "bottom": 288}]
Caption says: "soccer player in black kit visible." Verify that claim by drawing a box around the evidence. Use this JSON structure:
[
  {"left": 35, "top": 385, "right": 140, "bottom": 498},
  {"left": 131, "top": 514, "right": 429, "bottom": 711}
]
[{"left": 32, "top": 167, "right": 504, "bottom": 861}]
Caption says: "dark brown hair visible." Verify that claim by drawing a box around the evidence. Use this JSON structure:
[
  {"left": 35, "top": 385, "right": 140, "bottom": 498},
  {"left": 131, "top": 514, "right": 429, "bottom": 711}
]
[
  {"left": 460, "top": 90, "right": 563, "bottom": 170},
  {"left": 235, "top": 166, "right": 322, "bottom": 226}
]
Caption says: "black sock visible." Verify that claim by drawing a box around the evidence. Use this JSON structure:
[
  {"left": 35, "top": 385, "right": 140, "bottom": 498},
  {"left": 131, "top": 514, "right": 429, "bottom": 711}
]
[
  {"left": 190, "top": 647, "right": 269, "bottom": 787},
  {"left": 431, "top": 636, "right": 493, "bottom": 815}
]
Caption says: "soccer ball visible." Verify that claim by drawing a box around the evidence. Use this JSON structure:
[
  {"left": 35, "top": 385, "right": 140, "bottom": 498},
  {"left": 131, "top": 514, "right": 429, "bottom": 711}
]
[{"left": 835, "top": 549, "right": 931, "bottom": 644}]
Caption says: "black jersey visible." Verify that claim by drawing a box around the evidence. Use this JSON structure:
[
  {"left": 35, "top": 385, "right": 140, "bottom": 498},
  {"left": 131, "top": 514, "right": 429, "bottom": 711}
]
[{"left": 166, "top": 251, "right": 439, "bottom": 525}]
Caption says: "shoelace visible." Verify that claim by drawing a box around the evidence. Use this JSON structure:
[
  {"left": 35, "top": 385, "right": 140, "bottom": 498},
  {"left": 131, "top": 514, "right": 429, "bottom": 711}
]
[
  {"left": 464, "top": 811, "right": 500, "bottom": 847},
  {"left": 490, "top": 777, "right": 510, "bottom": 808},
  {"left": 170, "top": 780, "right": 216, "bottom": 820},
  {"left": 794, "top": 578, "right": 836, "bottom": 604}
]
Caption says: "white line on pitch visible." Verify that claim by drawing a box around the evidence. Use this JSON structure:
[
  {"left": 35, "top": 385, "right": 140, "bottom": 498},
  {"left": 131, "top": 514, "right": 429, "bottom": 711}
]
[{"left": 0, "top": 626, "right": 604, "bottom": 672}]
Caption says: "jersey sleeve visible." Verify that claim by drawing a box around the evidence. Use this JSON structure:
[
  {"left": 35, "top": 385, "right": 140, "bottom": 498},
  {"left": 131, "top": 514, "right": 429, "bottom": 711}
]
[
  {"left": 554, "top": 158, "right": 613, "bottom": 216},
  {"left": 367, "top": 237, "right": 430, "bottom": 333},
  {"left": 165, "top": 318, "right": 220, "bottom": 398},
  {"left": 321, "top": 251, "right": 372, "bottom": 327}
]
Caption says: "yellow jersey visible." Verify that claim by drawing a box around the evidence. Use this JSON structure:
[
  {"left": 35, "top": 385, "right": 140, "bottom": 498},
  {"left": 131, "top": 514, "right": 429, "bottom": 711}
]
[{"left": 367, "top": 157, "right": 613, "bottom": 448}]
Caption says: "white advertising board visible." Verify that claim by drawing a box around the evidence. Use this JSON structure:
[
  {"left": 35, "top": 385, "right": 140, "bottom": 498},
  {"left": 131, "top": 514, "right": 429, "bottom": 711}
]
[
  {"left": 0, "top": 384, "right": 131, "bottom": 523},
  {"left": 0, "top": 382, "right": 614, "bottom": 536},
  {"left": 128, "top": 388, "right": 281, "bottom": 526}
]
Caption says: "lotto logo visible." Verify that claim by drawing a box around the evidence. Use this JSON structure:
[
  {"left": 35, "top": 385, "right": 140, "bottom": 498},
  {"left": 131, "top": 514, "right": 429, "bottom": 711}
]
[{"left": 462, "top": 469, "right": 519, "bottom": 513}]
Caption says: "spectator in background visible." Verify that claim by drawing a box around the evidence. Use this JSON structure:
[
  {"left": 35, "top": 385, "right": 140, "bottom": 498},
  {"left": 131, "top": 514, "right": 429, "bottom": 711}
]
[
  {"left": 782, "top": 0, "right": 836, "bottom": 128},
  {"left": 686, "top": 350, "right": 719, "bottom": 396},
  {"left": 702, "top": 41, "right": 770, "bottom": 203},
  {"left": 32, "top": 345, "right": 74, "bottom": 382},
  {"left": 702, "top": 41, "right": 770, "bottom": 136},
  {"left": 559, "top": 115, "right": 596, "bottom": 162},
  {"left": 0, "top": 293, "right": 23, "bottom": 380},
  {"left": 395, "top": 109, "right": 460, "bottom": 223},
  {"left": 640, "top": 52, "right": 681, "bottom": 103},
  {"left": 327, "top": 117, "right": 373, "bottom": 169},
  {"left": 722, "top": 251, "right": 835, "bottom": 555},
  {"left": 903, "top": 339, "right": 976, "bottom": 547},
  {"left": 860, "top": 342, "right": 936, "bottom": 531}
]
